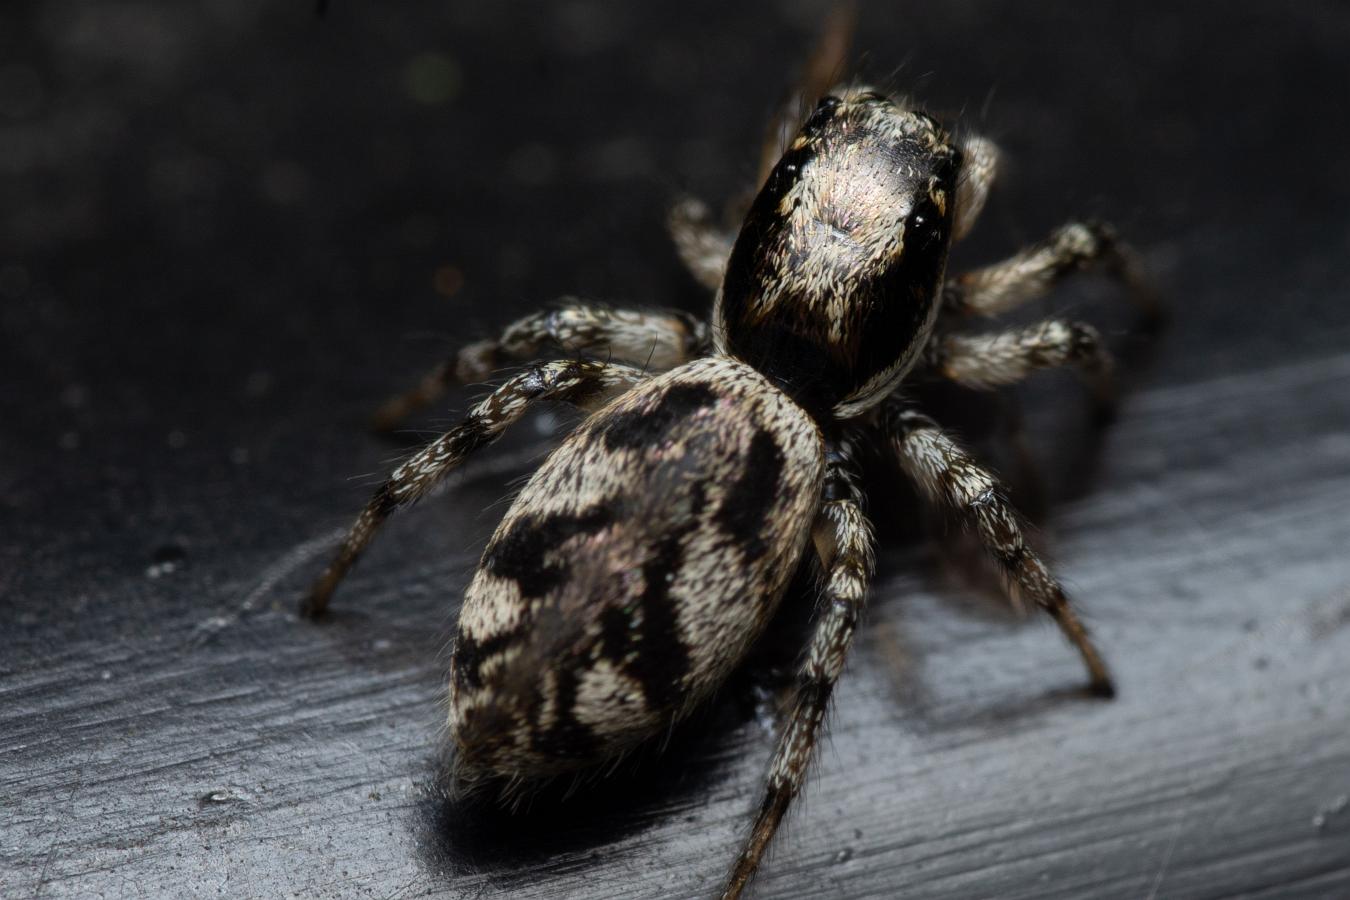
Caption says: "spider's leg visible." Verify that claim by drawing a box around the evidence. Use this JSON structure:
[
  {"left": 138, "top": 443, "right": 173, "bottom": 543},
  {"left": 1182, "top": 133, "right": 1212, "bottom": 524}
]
[
  {"left": 668, "top": 197, "right": 735, "bottom": 292},
  {"left": 927, "top": 318, "right": 1116, "bottom": 417},
  {"left": 754, "top": 0, "right": 857, "bottom": 189},
  {"left": 880, "top": 402, "right": 1116, "bottom": 696},
  {"left": 304, "top": 360, "right": 646, "bottom": 616},
  {"left": 670, "top": 3, "right": 857, "bottom": 296},
  {"left": 371, "top": 303, "right": 705, "bottom": 432},
  {"left": 723, "top": 435, "right": 876, "bottom": 900},
  {"left": 943, "top": 220, "right": 1161, "bottom": 325}
]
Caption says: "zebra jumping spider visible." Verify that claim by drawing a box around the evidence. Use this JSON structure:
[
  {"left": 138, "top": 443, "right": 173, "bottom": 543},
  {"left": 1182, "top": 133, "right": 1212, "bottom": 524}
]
[{"left": 303, "top": 71, "right": 1157, "bottom": 899}]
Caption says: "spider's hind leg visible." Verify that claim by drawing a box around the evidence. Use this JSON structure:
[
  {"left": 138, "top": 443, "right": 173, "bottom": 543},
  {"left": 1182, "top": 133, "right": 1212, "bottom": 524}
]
[
  {"left": 304, "top": 359, "right": 646, "bottom": 616},
  {"left": 371, "top": 302, "right": 705, "bottom": 432},
  {"left": 723, "top": 434, "right": 876, "bottom": 900},
  {"left": 881, "top": 402, "right": 1115, "bottom": 697}
]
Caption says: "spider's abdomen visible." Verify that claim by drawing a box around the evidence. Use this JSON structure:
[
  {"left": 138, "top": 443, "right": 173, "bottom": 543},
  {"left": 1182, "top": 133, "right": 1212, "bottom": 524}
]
[
  {"left": 448, "top": 356, "right": 825, "bottom": 784},
  {"left": 718, "top": 92, "right": 960, "bottom": 418}
]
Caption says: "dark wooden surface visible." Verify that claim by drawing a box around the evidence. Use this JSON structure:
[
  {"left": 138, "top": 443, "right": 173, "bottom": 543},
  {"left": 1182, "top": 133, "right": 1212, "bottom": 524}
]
[{"left": 4, "top": 2, "right": 1350, "bottom": 897}]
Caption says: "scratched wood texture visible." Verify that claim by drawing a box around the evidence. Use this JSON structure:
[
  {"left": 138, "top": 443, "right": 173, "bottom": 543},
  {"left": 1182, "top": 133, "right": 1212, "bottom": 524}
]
[{"left": 4, "top": 2, "right": 1350, "bottom": 898}]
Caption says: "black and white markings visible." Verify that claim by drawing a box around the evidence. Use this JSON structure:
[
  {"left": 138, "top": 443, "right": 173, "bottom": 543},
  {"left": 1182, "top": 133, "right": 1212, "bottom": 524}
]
[{"left": 449, "top": 356, "right": 824, "bottom": 783}]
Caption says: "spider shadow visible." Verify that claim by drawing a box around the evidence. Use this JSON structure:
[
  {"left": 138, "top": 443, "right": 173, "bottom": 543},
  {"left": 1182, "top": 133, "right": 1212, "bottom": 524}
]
[
  {"left": 417, "top": 716, "right": 736, "bottom": 885},
  {"left": 297, "top": 605, "right": 453, "bottom": 675}
]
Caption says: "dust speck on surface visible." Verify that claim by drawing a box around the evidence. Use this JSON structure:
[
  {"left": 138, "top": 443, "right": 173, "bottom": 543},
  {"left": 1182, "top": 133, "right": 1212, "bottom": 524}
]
[
  {"left": 1313, "top": 794, "right": 1348, "bottom": 831},
  {"left": 198, "top": 787, "right": 250, "bottom": 808}
]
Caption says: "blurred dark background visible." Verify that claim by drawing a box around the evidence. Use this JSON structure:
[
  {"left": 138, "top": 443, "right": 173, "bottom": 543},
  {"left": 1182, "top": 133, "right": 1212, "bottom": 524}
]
[{"left": 3, "top": 2, "right": 1349, "bottom": 898}]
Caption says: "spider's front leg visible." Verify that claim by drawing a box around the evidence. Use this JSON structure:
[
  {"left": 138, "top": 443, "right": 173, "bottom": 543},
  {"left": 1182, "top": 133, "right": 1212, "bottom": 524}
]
[
  {"left": 724, "top": 435, "right": 876, "bottom": 900},
  {"left": 944, "top": 219, "right": 1161, "bottom": 325},
  {"left": 753, "top": 0, "right": 857, "bottom": 189},
  {"left": 669, "top": 3, "right": 859, "bottom": 297},
  {"left": 944, "top": 128, "right": 1158, "bottom": 325},
  {"left": 880, "top": 402, "right": 1115, "bottom": 697},
  {"left": 371, "top": 302, "right": 705, "bottom": 432},
  {"left": 303, "top": 359, "right": 646, "bottom": 616}
]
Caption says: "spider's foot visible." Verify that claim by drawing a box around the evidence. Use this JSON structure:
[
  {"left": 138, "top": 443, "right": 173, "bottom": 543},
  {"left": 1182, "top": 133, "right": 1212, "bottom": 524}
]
[
  {"left": 1087, "top": 675, "right": 1117, "bottom": 699},
  {"left": 299, "top": 573, "right": 337, "bottom": 619}
]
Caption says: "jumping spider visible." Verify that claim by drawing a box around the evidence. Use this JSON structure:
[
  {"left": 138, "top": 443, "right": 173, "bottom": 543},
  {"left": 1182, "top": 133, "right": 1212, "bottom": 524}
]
[{"left": 303, "top": 76, "right": 1156, "bottom": 900}]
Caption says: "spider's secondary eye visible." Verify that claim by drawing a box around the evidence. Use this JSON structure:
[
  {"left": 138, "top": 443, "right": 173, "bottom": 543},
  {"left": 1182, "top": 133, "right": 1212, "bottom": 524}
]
[
  {"left": 800, "top": 96, "right": 844, "bottom": 140},
  {"left": 911, "top": 194, "right": 942, "bottom": 226}
]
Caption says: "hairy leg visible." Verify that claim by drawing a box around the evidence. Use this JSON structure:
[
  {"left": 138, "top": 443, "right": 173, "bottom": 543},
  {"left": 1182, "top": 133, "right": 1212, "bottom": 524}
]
[
  {"left": 944, "top": 220, "right": 1161, "bottom": 325},
  {"left": 304, "top": 360, "right": 647, "bottom": 616},
  {"left": 880, "top": 403, "right": 1115, "bottom": 696},
  {"left": 927, "top": 318, "right": 1116, "bottom": 413},
  {"left": 371, "top": 302, "right": 704, "bottom": 432},
  {"left": 723, "top": 435, "right": 876, "bottom": 900}
]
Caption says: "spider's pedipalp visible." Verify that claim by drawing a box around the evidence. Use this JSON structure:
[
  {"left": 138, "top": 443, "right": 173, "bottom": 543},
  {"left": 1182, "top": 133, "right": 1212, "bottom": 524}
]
[
  {"left": 953, "top": 133, "right": 1001, "bottom": 242},
  {"left": 668, "top": 197, "right": 736, "bottom": 292}
]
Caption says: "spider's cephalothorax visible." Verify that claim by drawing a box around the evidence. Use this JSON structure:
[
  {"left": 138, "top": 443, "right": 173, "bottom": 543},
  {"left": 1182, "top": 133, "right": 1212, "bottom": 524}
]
[
  {"left": 304, "top": 76, "right": 1156, "bottom": 899},
  {"left": 719, "top": 91, "right": 959, "bottom": 418}
]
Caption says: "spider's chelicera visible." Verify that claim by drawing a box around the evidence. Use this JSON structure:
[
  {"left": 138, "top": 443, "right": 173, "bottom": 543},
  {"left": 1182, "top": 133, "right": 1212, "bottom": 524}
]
[{"left": 304, "top": 85, "right": 1155, "bottom": 899}]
